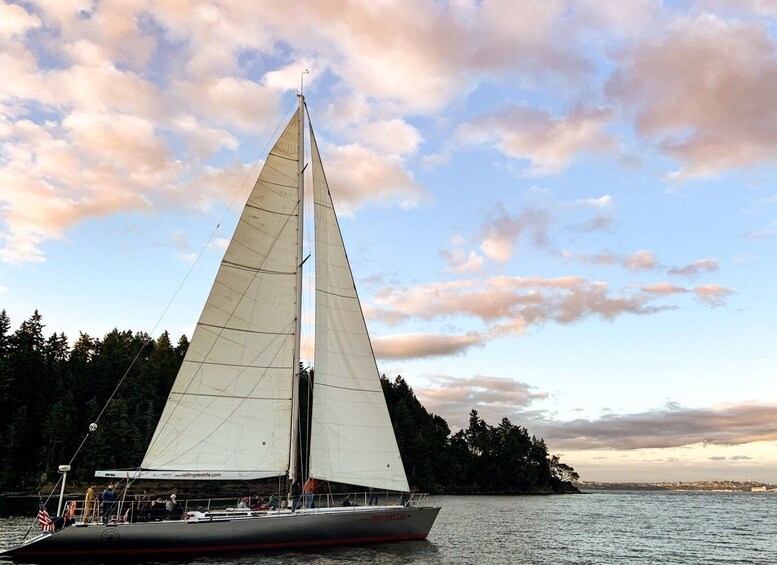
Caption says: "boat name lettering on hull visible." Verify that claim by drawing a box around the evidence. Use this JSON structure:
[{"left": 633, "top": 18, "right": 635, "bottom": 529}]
[{"left": 360, "top": 512, "right": 408, "bottom": 523}]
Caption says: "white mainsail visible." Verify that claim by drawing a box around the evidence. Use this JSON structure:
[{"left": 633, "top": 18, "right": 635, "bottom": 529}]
[
  {"left": 308, "top": 120, "right": 410, "bottom": 493},
  {"left": 140, "top": 109, "right": 302, "bottom": 477}
]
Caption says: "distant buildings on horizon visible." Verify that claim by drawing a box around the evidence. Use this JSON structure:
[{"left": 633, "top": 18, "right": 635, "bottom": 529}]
[{"left": 576, "top": 480, "right": 777, "bottom": 492}]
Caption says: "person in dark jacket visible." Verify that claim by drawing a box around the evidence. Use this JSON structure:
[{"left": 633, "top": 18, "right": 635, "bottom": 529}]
[{"left": 100, "top": 484, "right": 116, "bottom": 523}]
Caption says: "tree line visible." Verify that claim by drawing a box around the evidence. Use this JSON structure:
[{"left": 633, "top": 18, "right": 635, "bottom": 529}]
[{"left": 0, "top": 310, "right": 578, "bottom": 494}]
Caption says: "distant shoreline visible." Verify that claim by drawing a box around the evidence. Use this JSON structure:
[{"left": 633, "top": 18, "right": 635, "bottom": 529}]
[{"left": 577, "top": 480, "right": 777, "bottom": 492}]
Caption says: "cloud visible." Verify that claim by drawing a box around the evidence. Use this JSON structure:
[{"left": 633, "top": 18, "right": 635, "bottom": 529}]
[
  {"left": 668, "top": 258, "right": 720, "bottom": 277},
  {"left": 0, "top": 3, "right": 41, "bottom": 38},
  {"left": 373, "top": 275, "right": 677, "bottom": 338},
  {"left": 576, "top": 195, "right": 613, "bottom": 208},
  {"left": 744, "top": 221, "right": 777, "bottom": 239},
  {"left": 440, "top": 248, "right": 484, "bottom": 275},
  {"left": 456, "top": 105, "right": 617, "bottom": 175},
  {"left": 534, "top": 401, "right": 777, "bottom": 449},
  {"left": 625, "top": 250, "right": 657, "bottom": 271},
  {"left": 569, "top": 214, "right": 615, "bottom": 233},
  {"left": 642, "top": 282, "right": 689, "bottom": 296},
  {"left": 479, "top": 203, "right": 551, "bottom": 263},
  {"left": 562, "top": 249, "right": 659, "bottom": 271},
  {"left": 169, "top": 77, "right": 281, "bottom": 132},
  {"left": 352, "top": 119, "right": 423, "bottom": 156},
  {"left": 0, "top": 116, "right": 179, "bottom": 263},
  {"left": 415, "top": 374, "right": 549, "bottom": 427},
  {"left": 693, "top": 284, "right": 734, "bottom": 307},
  {"left": 319, "top": 143, "right": 430, "bottom": 213},
  {"left": 372, "top": 332, "right": 486, "bottom": 360},
  {"left": 607, "top": 14, "right": 777, "bottom": 178}
]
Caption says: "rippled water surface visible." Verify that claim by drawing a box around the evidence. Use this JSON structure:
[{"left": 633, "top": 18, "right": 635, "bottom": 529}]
[{"left": 2, "top": 491, "right": 776, "bottom": 564}]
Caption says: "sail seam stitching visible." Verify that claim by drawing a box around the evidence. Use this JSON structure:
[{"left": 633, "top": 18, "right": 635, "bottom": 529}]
[
  {"left": 317, "top": 382, "right": 382, "bottom": 394},
  {"left": 245, "top": 201, "right": 297, "bottom": 216},
  {"left": 317, "top": 288, "right": 356, "bottom": 300},
  {"left": 269, "top": 151, "right": 295, "bottom": 162},
  {"left": 197, "top": 323, "right": 294, "bottom": 335},
  {"left": 170, "top": 392, "right": 292, "bottom": 400},
  {"left": 222, "top": 261, "right": 296, "bottom": 275}
]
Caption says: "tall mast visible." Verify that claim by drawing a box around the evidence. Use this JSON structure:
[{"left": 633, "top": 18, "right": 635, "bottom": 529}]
[{"left": 288, "top": 89, "right": 305, "bottom": 494}]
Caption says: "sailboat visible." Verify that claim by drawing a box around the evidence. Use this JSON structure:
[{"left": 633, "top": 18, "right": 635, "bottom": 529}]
[{"left": 3, "top": 93, "right": 440, "bottom": 559}]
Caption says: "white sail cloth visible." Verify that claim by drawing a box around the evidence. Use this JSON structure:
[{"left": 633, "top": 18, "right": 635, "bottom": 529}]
[
  {"left": 140, "top": 110, "right": 302, "bottom": 475},
  {"left": 308, "top": 122, "right": 410, "bottom": 493}
]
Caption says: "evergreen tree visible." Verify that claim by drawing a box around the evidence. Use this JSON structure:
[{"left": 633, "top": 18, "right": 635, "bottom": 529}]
[{"left": 0, "top": 312, "right": 579, "bottom": 494}]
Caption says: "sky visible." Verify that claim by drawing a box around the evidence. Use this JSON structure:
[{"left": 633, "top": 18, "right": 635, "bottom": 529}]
[{"left": 1, "top": 0, "right": 777, "bottom": 483}]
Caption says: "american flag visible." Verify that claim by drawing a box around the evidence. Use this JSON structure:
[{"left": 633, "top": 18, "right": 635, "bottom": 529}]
[{"left": 38, "top": 504, "right": 54, "bottom": 532}]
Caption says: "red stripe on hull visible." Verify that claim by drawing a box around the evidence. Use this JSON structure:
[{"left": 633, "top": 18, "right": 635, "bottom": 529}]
[{"left": 11, "top": 533, "right": 430, "bottom": 558}]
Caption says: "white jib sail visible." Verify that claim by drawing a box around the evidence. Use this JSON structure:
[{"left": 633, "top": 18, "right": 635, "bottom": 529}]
[
  {"left": 308, "top": 121, "right": 410, "bottom": 493},
  {"left": 141, "top": 110, "right": 301, "bottom": 476}
]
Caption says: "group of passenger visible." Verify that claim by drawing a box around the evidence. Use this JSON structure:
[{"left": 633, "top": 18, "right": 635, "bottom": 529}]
[
  {"left": 67, "top": 478, "right": 384, "bottom": 527},
  {"left": 78, "top": 484, "right": 183, "bottom": 523},
  {"left": 236, "top": 494, "right": 280, "bottom": 511}
]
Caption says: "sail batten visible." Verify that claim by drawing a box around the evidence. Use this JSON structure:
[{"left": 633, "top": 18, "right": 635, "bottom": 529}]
[
  {"left": 308, "top": 118, "right": 410, "bottom": 493},
  {"left": 140, "top": 109, "right": 302, "bottom": 475}
]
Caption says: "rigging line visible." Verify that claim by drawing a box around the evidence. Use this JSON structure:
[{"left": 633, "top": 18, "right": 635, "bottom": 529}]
[{"left": 20, "top": 475, "right": 64, "bottom": 542}]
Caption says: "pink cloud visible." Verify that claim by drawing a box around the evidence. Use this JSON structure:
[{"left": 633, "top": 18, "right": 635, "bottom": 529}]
[
  {"left": 415, "top": 374, "right": 549, "bottom": 427},
  {"left": 625, "top": 250, "right": 657, "bottom": 271},
  {"left": 319, "top": 143, "right": 429, "bottom": 214},
  {"left": 373, "top": 275, "right": 675, "bottom": 336},
  {"left": 642, "top": 282, "right": 689, "bottom": 296},
  {"left": 0, "top": 3, "right": 40, "bottom": 38},
  {"left": 479, "top": 203, "right": 551, "bottom": 263},
  {"left": 372, "top": 332, "right": 486, "bottom": 360},
  {"left": 693, "top": 284, "right": 734, "bottom": 307},
  {"left": 456, "top": 105, "right": 617, "bottom": 175},
  {"left": 607, "top": 14, "right": 777, "bottom": 178},
  {"left": 563, "top": 249, "right": 659, "bottom": 271},
  {"left": 535, "top": 400, "right": 777, "bottom": 449},
  {"left": 170, "top": 78, "right": 281, "bottom": 133},
  {"left": 35, "top": 1, "right": 157, "bottom": 68},
  {"left": 668, "top": 258, "right": 720, "bottom": 277},
  {"left": 352, "top": 119, "right": 423, "bottom": 156},
  {"left": 440, "top": 248, "right": 484, "bottom": 275}
]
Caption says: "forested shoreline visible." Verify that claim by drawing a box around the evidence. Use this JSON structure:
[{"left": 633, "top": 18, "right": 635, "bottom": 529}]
[{"left": 0, "top": 310, "right": 579, "bottom": 495}]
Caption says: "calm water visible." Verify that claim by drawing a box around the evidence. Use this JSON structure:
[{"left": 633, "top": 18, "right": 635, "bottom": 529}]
[{"left": 1, "top": 491, "right": 776, "bottom": 564}]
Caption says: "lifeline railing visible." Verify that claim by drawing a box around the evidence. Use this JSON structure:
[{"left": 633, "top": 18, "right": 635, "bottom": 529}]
[{"left": 55, "top": 491, "right": 433, "bottom": 525}]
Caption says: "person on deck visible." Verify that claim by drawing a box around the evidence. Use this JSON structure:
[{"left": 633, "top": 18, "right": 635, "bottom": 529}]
[
  {"left": 83, "top": 484, "right": 97, "bottom": 522},
  {"left": 303, "top": 477, "right": 318, "bottom": 508},
  {"left": 368, "top": 487, "right": 379, "bottom": 505},
  {"left": 267, "top": 495, "right": 279, "bottom": 510},
  {"left": 165, "top": 494, "right": 180, "bottom": 520},
  {"left": 150, "top": 497, "right": 166, "bottom": 521},
  {"left": 100, "top": 484, "right": 116, "bottom": 523}
]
